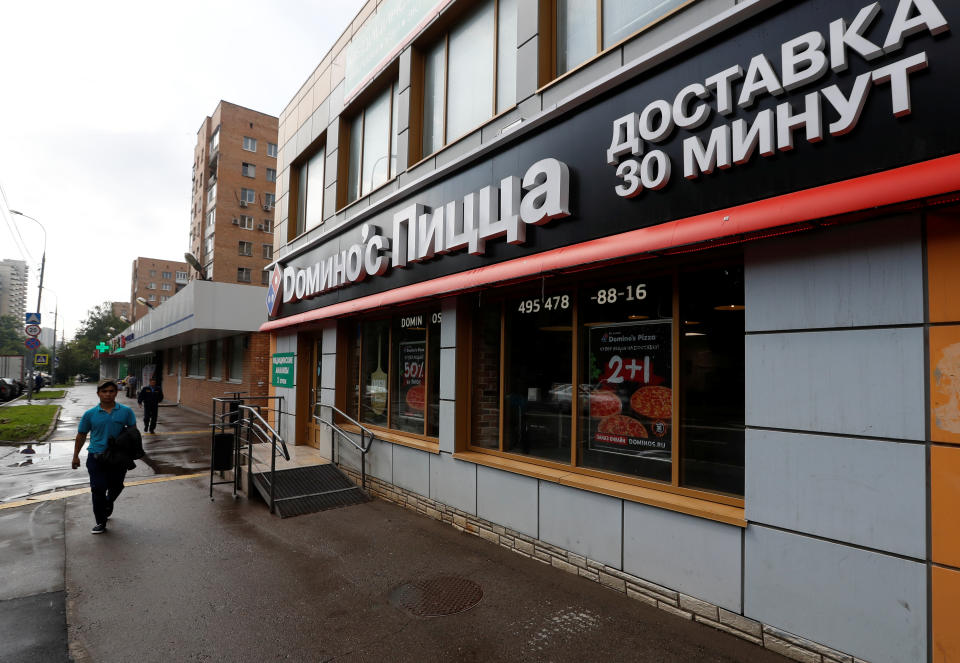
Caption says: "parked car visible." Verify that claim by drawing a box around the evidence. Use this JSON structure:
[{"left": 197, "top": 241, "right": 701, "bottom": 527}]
[{"left": 0, "top": 377, "right": 23, "bottom": 402}]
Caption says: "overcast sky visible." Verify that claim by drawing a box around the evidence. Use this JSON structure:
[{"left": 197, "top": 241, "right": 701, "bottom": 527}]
[{"left": 0, "top": 0, "right": 365, "bottom": 339}]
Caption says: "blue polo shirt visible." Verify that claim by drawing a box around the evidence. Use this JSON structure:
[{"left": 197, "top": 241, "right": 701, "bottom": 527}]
[{"left": 78, "top": 403, "right": 137, "bottom": 453}]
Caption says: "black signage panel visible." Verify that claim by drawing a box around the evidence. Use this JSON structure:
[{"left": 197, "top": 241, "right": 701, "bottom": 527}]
[{"left": 275, "top": 0, "right": 960, "bottom": 319}]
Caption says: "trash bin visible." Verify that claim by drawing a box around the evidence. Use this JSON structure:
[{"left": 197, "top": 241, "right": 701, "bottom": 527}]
[{"left": 212, "top": 433, "right": 235, "bottom": 472}]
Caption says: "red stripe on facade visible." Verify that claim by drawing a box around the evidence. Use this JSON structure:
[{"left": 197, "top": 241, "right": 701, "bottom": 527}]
[{"left": 260, "top": 153, "right": 960, "bottom": 332}]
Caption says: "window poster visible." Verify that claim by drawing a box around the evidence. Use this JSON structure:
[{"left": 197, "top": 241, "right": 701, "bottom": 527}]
[
  {"left": 397, "top": 340, "right": 426, "bottom": 425},
  {"left": 586, "top": 321, "right": 672, "bottom": 458}
]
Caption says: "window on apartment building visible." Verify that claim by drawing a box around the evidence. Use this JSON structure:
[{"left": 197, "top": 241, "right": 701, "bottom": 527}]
[
  {"left": 229, "top": 335, "right": 244, "bottom": 380},
  {"left": 148, "top": 294, "right": 156, "bottom": 301},
  {"left": 261, "top": 270, "right": 270, "bottom": 285},
  {"left": 418, "top": 0, "right": 516, "bottom": 159},
  {"left": 188, "top": 342, "right": 207, "bottom": 378},
  {"left": 210, "top": 339, "right": 224, "bottom": 379},
  {"left": 160, "top": 295, "right": 169, "bottom": 302},
  {"left": 266, "top": 168, "right": 277, "bottom": 183},
  {"left": 261, "top": 219, "right": 272, "bottom": 233},
  {"left": 264, "top": 192, "right": 275, "bottom": 209},
  {"left": 344, "top": 309, "right": 442, "bottom": 437},
  {"left": 239, "top": 241, "right": 253, "bottom": 256},
  {"left": 466, "top": 261, "right": 745, "bottom": 497},
  {"left": 162, "top": 271, "right": 172, "bottom": 279},
  {"left": 176, "top": 270, "right": 188, "bottom": 280},
  {"left": 237, "top": 267, "right": 251, "bottom": 283},
  {"left": 238, "top": 215, "right": 254, "bottom": 230},
  {"left": 267, "top": 142, "right": 278, "bottom": 158},
  {"left": 293, "top": 145, "right": 325, "bottom": 236},
  {"left": 242, "top": 162, "right": 256, "bottom": 178},
  {"left": 205, "top": 235, "right": 215, "bottom": 257},
  {"left": 344, "top": 81, "right": 400, "bottom": 205},
  {"left": 243, "top": 136, "right": 257, "bottom": 152},
  {"left": 240, "top": 188, "right": 256, "bottom": 204},
  {"left": 150, "top": 270, "right": 156, "bottom": 277},
  {"left": 148, "top": 282, "right": 156, "bottom": 289},
  {"left": 161, "top": 283, "right": 172, "bottom": 291},
  {"left": 262, "top": 244, "right": 273, "bottom": 259},
  {"left": 206, "top": 209, "right": 215, "bottom": 229},
  {"left": 552, "top": 0, "right": 690, "bottom": 78},
  {"left": 208, "top": 182, "right": 217, "bottom": 204},
  {"left": 209, "top": 127, "right": 220, "bottom": 153}
]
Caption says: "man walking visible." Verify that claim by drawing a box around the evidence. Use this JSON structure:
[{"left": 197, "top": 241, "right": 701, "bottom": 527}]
[
  {"left": 137, "top": 377, "right": 164, "bottom": 433},
  {"left": 71, "top": 379, "right": 137, "bottom": 534}
]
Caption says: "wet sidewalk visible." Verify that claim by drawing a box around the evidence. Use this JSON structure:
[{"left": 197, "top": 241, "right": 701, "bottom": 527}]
[{"left": 1, "top": 387, "right": 790, "bottom": 663}]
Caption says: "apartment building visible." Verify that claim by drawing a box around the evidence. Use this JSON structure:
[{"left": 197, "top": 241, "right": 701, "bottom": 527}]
[
  {"left": 129, "top": 257, "right": 188, "bottom": 321},
  {"left": 110, "top": 301, "right": 131, "bottom": 322},
  {"left": 259, "top": 1, "right": 960, "bottom": 662},
  {"left": 0, "top": 258, "right": 29, "bottom": 321},
  {"left": 190, "top": 101, "right": 278, "bottom": 287}
]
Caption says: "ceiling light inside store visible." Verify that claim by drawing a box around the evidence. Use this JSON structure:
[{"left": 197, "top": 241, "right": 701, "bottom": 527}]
[
  {"left": 685, "top": 332, "right": 707, "bottom": 336},
  {"left": 713, "top": 304, "right": 745, "bottom": 311},
  {"left": 627, "top": 315, "right": 650, "bottom": 320}
]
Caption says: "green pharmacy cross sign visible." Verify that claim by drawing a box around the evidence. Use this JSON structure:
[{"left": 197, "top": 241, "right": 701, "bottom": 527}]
[{"left": 96, "top": 342, "right": 110, "bottom": 353}]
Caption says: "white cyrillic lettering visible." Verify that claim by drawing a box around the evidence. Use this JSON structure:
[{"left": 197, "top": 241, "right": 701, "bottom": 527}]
[
  {"left": 776, "top": 92, "right": 824, "bottom": 151},
  {"left": 732, "top": 108, "right": 775, "bottom": 165},
  {"left": 683, "top": 125, "right": 732, "bottom": 179},
  {"left": 362, "top": 226, "right": 389, "bottom": 278},
  {"left": 294, "top": 270, "right": 307, "bottom": 300},
  {"left": 416, "top": 205, "right": 445, "bottom": 261},
  {"left": 520, "top": 158, "right": 571, "bottom": 225},
  {"left": 829, "top": 3, "right": 882, "bottom": 73},
  {"left": 640, "top": 150, "right": 671, "bottom": 191},
  {"left": 318, "top": 255, "right": 334, "bottom": 292},
  {"left": 304, "top": 263, "right": 320, "bottom": 297},
  {"left": 821, "top": 72, "right": 872, "bottom": 136},
  {"left": 871, "top": 51, "right": 929, "bottom": 117},
  {"left": 738, "top": 54, "right": 784, "bottom": 108},
  {"left": 477, "top": 185, "right": 506, "bottom": 253},
  {"left": 499, "top": 175, "right": 525, "bottom": 244},
  {"left": 672, "top": 83, "right": 711, "bottom": 129},
  {"left": 462, "top": 192, "right": 484, "bottom": 255},
  {"left": 330, "top": 252, "right": 346, "bottom": 287},
  {"left": 606, "top": 113, "right": 643, "bottom": 165},
  {"left": 781, "top": 31, "right": 829, "bottom": 91},
  {"left": 391, "top": 204, "right": 421, "bottom": 268},
  {"left": 639, "top": 99, "right": 674, "bottom": 142},
  {"left": 444, "top": 200, "right": 476, "bottom": 254},
  {"left": 883, "top": 0, "right": 949, "bottom": 53},
  {"left": 705, "top": 65, "right": 743, "bottom": 116},
  {"left": 345, "top": 243, "right": 364, "bottom": 282}
]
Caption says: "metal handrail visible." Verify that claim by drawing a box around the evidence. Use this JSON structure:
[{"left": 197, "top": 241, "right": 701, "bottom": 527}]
[{"left": 313, "top": 403, "right": 379, "bottom": 490}]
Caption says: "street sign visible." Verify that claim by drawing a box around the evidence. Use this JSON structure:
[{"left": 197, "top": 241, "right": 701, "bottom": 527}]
[
  {"left": 24, "top": 324, "right": 41, "bottom": 337},
  {"left": 25, "top": 337, "right": 40, "bottom": 350},
  {"left": 24, "top": 313, "right": 41, "bottom": 325},
  {"left": 34, "top": 354, "right": 49, "bottom": 366}
]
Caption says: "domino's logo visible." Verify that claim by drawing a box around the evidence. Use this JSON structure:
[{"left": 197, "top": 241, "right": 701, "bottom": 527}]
[{"left": 266, "top": 265, "right": 282, "bottom": 317}]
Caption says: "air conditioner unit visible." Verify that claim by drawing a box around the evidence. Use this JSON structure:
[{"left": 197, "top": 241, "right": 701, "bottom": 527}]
[
  {"left": 257, "top": 224, "right": 263, "bottom": 231},
  {"left": 232, "top": 218, "right": 239, "bottom": 225},
  {"left": 239, "top": 200, "right": 248, "bottom": 208},
  {"left": 263, "top": 204, "right": 273, "bottom": 212}
]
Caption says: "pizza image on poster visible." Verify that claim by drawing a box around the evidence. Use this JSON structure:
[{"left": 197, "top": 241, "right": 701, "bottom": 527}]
[{"left": 587, "top": 321, "right": 672, "bottom": 457}]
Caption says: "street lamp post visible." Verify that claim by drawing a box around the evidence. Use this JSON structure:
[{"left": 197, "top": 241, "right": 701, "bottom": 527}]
[
  {"left": 136, "top": 296, "right": 156, "bottom": 310},
  {"left": 9, "top": 210, "right": 47, "bottom": 314}
]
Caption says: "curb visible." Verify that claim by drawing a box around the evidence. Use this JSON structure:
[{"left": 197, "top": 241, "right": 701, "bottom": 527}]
[{"left": 38, "top": 405, "right": 63, "bottom": 442}]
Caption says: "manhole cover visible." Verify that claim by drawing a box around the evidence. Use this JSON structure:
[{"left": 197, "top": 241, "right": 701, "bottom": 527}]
[{"left": 389, "top": 576, "right": 483, "bottom": 617}]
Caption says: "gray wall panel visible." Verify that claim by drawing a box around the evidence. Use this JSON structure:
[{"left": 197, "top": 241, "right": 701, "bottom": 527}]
[
  {"left": 745, "top": 430, "right": 926, "bottom": 558},
  {"left": 477, "top": 466, "right": 539, "bottom": 538},
  {"left": 440, "top": 299, "right": 457, "bottom": 348},
  {"left": 366, "top": 438, "right": 393, "bottom": 482},
  {"left": 623, "top": 503, "right": 742, "bottom": 611},
  {"left": 322, "top": 324, "right": 337, "bottom": 354},
  {"left": 744, "top": 526, "right": 926, "bottom": 663},
  {"left": 439, "top": 399, "right": 455, "bottom": 454},
  {"left": 746, "top": 328, "right": 925, "bottom": 440},
  {"left": 320, "top": 349, "right": 336, "bottom": 390},
  {"left": 539, "top": 483, "right": 621, "bottom": 568},
  {"left": 430, "top": 453, "right": 477, "bottom": 514},
  {"left": 392, "top": 445, "right": 430, "bottom": 497},
  {"left": 439, "top": 347, "right": 456, "bottom": 400},
  {"left": 745, "top": 216, "right": 923, "bottom": 331}
]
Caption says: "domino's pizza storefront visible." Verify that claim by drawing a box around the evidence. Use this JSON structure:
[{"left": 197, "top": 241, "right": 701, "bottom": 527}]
[{"left": 263, "top": 1, "right": 960, "bottom": 661}]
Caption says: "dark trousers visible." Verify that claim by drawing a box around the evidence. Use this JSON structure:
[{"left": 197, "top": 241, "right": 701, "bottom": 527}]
[
  {"left": 143, "top": 405, "right": 158, "bottom": 432},
  {"left": 86, "top": 454, "right": 127, "bottom": 525}
]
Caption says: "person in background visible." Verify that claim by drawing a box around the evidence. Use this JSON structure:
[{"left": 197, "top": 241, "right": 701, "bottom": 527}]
[
  {"left": 125, "top": 373, "right": 137, "bottom": 398},
  {"left": 72, "top": 379, "right": 137, "bottom": 534},
  {"left": 137, "top": 377, "right": 164, "bottom": 434}
]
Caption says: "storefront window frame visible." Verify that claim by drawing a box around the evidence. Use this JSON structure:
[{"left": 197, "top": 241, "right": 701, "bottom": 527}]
[
  {"left": 342, "top": 307, "right": 442, "bottom": 445},
  {"left": 464, "top": 261, "right": 744, "bottom": 506}
]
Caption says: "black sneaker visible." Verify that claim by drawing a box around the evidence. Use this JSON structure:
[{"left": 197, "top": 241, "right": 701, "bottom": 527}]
[
  {"left": 105, "top": 501, "right": 114, "bottom": 520},
  {"left": 91, "top": 523, "right": 106, "bottom": 534}
]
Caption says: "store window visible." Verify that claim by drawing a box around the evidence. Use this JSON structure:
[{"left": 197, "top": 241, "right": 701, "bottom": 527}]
[
  {"left": 188, "top": 342, "right": 207, "bottom": 378},
  {"left": 468, "top": 263, "right": 744, "bottom": 497},
  {"left": 344, "top": 309, "right": 441, "bottom": 438},
  {"left": 229, "top": 335, "right": 244, "bottom": 381},
  {"left": 418, "top": 0, "right": 516, "bottom": 159},
  {"left": 552, "top": 0, "right": 691, "bottom": 78},
  {"left": 344, "top": 81, "right": 400, "bottom": 205},
  {"left": 293, "top": 145, "right": 325, "bottom": 237},
  {"left": 210, "top": 339, "right": 224, "bottom": 379}
]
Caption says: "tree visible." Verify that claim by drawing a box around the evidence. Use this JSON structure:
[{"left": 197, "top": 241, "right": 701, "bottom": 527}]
[
  {"left": 54, "top": 304, "right": 130, "bottom": 382},
  {"left": 77, "top": 304, "right": 128, "bottom": 344},
  {"left": 0, "top": 315, "right": 26, "bottom": 357}
]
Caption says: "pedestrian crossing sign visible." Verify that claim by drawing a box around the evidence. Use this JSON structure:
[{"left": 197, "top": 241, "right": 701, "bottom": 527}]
[{"left": 34, "top": 354, "right": 49, "bottom": 365}]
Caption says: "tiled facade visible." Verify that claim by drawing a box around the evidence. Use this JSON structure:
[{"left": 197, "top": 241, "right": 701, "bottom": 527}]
[
  {"left": 0, "top": 258, "right": 29, "bottom": 321},
  {"left": 191, "top": 102, "right": 278, "bottom": 287}
]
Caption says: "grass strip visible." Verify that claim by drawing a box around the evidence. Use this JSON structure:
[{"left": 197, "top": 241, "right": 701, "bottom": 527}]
[
  {"left": 30, "top": 390, "right": 66, "bottom": 400},
  {"left": 0, "top": 405, "right": 59, "bottom": 442}
]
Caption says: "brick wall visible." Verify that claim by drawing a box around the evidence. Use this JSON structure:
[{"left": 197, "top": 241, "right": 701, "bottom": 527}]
[{"left": 177, "top": 332, "right": 270, "bottom": 413}]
